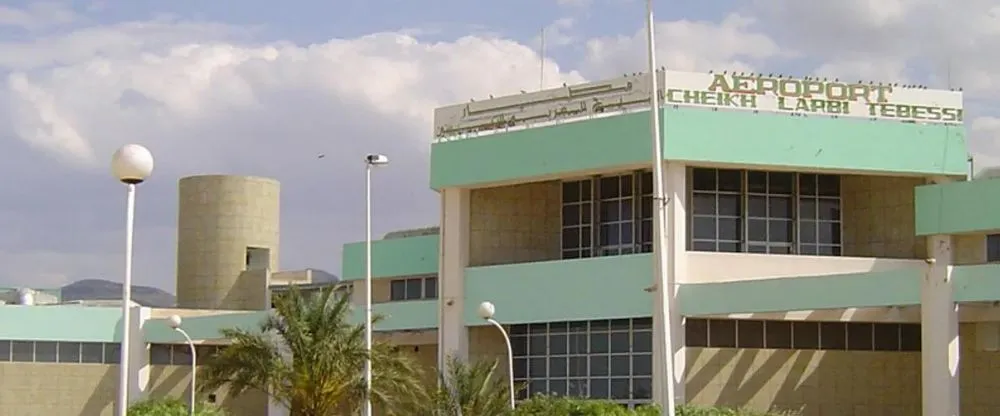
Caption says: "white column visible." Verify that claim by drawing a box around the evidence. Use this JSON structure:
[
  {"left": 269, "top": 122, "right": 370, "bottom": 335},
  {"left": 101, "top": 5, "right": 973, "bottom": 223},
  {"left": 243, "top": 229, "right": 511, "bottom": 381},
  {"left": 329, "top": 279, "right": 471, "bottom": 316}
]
[
  {"left": 653, "top": 161, "right": 688, "bottom": 407},
  {"left": 921, "top": 233, "right": 959, "bottom": 416},
  {"left": 438, "top": 188, "right": 471, "bottom": 367},
  {"left": 130, "top": 306, "right": 151, "bottom": 403},
  {"left": 665, "top": 162, "right": 687, "bottom": 403}
]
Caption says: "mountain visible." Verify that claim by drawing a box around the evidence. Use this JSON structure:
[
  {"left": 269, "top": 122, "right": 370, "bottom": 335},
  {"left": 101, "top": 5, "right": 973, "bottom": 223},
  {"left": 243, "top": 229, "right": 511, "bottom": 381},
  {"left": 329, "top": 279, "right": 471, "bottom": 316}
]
[{"left": 60, "top": 279, "right": 176, "bottom": 307}]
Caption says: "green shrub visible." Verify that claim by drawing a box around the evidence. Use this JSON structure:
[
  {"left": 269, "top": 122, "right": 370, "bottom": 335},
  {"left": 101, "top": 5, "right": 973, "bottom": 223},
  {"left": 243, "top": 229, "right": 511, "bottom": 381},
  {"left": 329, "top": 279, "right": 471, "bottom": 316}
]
[
  {"left": 513, "top": 395, "right": 800, "bottom": 416},
  {"left": 127, "top": 397, "right": 227, "bottom": 416}
]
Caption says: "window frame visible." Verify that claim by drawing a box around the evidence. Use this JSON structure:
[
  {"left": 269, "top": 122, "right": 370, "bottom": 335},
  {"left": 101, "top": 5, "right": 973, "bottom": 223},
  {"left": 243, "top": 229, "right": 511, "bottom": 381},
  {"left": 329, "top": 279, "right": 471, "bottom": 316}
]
[
  {"left": 687, "top": 167, "right": 844, "bottom": 256},
  {"left": 561, "top": 171, "right": 654, "bottom": 260},
  {"left": 388, "top": 276, "right": 438, "bottom": 301}
]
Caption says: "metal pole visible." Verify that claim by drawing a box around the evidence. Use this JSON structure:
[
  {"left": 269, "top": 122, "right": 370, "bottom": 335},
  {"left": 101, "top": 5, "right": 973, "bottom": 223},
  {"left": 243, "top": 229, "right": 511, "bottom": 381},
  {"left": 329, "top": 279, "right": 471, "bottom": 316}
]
[
  {"left": 363, "top": 164, "right": 374, "bottom": 416},
  {"left": 646, "top": 0, "right": 678, "bottom": 414},
  {"left": 176, "top": 329, "right": 197, "bottom": 416},
  {"left": 116, "top": 183, "right": 137, "bottom": 416},
  {"left": 487, "top": 318, "right": 515, "bottom": 409}
]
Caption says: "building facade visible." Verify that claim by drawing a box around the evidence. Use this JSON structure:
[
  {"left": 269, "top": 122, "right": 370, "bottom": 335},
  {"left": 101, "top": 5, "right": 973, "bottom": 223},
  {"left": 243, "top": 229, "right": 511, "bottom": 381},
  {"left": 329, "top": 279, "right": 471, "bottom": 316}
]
[
  {"left": 340, "top": 70, "right": 1000, "bottom": 415},
  {"left": 0, "top": 175, "right": 312, "bottom": 416}
]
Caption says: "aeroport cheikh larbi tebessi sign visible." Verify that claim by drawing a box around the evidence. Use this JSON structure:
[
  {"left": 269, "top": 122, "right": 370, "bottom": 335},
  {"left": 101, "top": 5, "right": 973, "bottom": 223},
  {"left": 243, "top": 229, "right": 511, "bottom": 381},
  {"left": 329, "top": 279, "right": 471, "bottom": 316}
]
[
  {"left": 432, "top": 70, "right": 964, "bottom": 141},
  {"left": 666, "top": 72, "right": 963, "bottom": 124}
]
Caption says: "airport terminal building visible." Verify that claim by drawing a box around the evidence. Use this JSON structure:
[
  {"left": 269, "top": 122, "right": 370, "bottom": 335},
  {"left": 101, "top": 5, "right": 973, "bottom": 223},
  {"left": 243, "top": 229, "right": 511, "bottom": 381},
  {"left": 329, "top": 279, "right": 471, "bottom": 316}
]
[
  {"left": 1, "top": 70, "right": 996, "bottom": 416},
  {"left": 339, "top": 70, "right": 1000, "bottom": 415}
]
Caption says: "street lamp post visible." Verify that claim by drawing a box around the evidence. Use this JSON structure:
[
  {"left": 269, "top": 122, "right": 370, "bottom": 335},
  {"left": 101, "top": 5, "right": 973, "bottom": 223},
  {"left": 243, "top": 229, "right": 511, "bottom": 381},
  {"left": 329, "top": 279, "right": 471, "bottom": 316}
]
[
  {"left": 168, "top": 315, "right": 197, "bottom": 416},
  {"left": 363, "top": 153, "right": 389, "bottom": 416},
  {"left": 110, "top": 144, "right": 154, "bottom": 416},
  {"left": 477, "top": 301, "right": 515, "bottom": 410}
]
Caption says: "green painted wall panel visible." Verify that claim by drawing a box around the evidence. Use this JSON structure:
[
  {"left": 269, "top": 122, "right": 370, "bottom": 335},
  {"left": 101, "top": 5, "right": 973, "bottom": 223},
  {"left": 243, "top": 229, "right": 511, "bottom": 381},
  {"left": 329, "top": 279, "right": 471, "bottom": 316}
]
[
  {"left": 662, "top": 107, "right": 967, "bottom": 176},
  {"left": 431, "top": 113, "right": 653, "bottom": 189},
  {"left": 0, "top": 305, "right": 124, "bottom": 342},
  {"left": 358, "top": 300, "right": 438, "bottom": 331},
  {"left": 953, "top": 264, "right": 1000, "bottom": 302},
  {"left": 677, "top": 267, "right": 924, "bottom": 315},
  {"left": 430, "top": 108, "right": 967, "bottom": 189},
  {"left": 146, "top": 300, "right": 437, "bottom": 343},
  {"left": 341, "top": 234, "right": 440, "bottom": 280},
  {"left": 914, "top": 178, "right": 1000, "bottom": 236},
  {"left": 463, "top": 254, "right": 654, "bottom": 325},
  {"left": 144, "top": 311, "right": 267, "bottom": 343}
]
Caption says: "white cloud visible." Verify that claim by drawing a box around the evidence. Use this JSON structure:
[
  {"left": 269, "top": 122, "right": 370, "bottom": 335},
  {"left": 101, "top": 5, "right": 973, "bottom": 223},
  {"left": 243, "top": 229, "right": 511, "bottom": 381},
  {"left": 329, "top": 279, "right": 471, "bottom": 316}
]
[
  {"left": 0, "top": 17, "right": 586, "bottom": 290},
  {"left": 0, "top": 2, "right": 77, "bottom": 31},
  {"left": 581, "top": 14, "right": 784, "bottom": 77}
]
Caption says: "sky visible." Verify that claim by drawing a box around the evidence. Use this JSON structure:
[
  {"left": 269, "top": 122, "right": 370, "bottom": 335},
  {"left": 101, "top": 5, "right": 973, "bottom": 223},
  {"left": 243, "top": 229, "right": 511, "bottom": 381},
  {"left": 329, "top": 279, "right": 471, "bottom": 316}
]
[{"left": 2, "top": 0, "right": 1000, "bottom": 292}]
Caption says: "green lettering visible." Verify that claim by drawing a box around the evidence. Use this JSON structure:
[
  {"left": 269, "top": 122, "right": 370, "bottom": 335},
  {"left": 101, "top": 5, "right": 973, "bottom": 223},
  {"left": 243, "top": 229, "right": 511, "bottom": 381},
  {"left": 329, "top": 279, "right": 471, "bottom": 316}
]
[{"left": 707, "top": 74, "right": 731, "bottom": 93}]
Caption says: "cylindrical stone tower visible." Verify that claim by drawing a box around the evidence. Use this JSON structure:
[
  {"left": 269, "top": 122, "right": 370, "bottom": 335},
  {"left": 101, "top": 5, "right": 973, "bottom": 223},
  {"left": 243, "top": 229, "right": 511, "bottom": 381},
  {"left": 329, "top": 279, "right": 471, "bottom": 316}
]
[{"left": 175, "top": 175, "right": 280, "bottom": 310}]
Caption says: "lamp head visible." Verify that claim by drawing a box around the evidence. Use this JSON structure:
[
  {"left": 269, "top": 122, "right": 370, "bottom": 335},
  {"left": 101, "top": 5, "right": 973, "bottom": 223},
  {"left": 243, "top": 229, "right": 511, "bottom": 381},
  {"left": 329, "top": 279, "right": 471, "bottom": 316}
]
[
  {"left": 365, "top": 154, "right": 389, "bottom": 166},
  {"left": 111, "top": 144, "right": 154, "bottom": 184},
  {"left": 477, "top": 301, "right": 496, "bottom": 320},
  {"left": 167, "top": 314, "right": 182, "bottom": 329}
]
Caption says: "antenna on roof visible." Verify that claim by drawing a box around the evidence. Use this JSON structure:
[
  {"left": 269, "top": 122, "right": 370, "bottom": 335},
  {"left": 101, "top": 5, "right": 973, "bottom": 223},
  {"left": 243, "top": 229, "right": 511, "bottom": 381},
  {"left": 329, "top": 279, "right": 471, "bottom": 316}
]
[{"left": 540, "top": 27, "right": 546, "bottom": 90}]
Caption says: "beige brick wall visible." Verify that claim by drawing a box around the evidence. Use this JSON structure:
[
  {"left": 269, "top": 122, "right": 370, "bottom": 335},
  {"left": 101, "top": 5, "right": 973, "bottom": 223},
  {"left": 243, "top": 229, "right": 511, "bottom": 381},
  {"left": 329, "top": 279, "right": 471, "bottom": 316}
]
[
  {"left": 687, "top": 348, "right": 921, "bottom": 415},
  {"left": 841, "top": 175, "right": 926, "bottom": 259},
  {"left": 468, "top": 181, "right": 561, "bottom": 267},
  {"left": 954, "top": 233, "right": 987, "bottom": 265},
  {"left": 0, "top": 363, "right": 268, "bottom": 416},
  {"left": 147, "top": 365, "right": 269, "bottom": 416},
  {"left": 0, "top": 363, "right": 117, "bottom": 416}
]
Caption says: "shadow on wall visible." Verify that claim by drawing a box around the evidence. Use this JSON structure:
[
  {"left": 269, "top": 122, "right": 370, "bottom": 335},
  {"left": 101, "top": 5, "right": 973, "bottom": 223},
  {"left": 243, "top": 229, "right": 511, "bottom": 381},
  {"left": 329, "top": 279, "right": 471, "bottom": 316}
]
[
  {"left": 81, "top": 366, "right": 118, "bottom": 416},
  {"left": 146, "top": 365, "right": 269, "bottom": 415}
]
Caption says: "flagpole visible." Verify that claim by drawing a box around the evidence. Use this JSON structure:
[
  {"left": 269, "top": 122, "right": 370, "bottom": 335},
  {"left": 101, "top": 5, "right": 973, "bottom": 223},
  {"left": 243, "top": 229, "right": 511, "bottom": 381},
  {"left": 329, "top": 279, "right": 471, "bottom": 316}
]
[{"left": 645, "top": 0, "right": 678, "bottom": 414}]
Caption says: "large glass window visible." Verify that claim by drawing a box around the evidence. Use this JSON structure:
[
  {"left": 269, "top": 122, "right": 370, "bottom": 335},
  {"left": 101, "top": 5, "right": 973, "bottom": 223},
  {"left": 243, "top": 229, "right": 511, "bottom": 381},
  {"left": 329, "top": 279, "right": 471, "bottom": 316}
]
[
  {"left": 562, "top": 172, "right": 653, "bottom": 259},
  {"left": 510, "top": 318, "right": 652, "bottom": 409},
  {"left": 689, "top": 168, "right": 842, "bottom": 256}
]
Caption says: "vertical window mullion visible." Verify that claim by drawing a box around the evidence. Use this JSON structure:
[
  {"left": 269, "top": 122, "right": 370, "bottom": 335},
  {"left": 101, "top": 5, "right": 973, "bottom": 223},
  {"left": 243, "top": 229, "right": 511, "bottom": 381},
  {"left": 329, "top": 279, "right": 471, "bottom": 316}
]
[{"left": 741, "top": 170, "right": 748, "bottom": 253}]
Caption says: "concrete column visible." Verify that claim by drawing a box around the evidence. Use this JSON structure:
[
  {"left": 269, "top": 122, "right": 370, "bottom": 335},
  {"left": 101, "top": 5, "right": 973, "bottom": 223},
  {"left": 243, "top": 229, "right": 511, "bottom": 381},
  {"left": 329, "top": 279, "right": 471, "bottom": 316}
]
[
  {"left": 921, "top": 234, "right": 959, "bottom": 416},
  {"left": 653, "top": 162, "right": 687, "bottom": 406},
  {"left": 665, "top": 162, "right": 687, "bottom": 403},
  {"left": 438, "top": 188, "right": 471, "bottom": 367},
  {"left": 131, "top": 306, "right": 151, "bottom": 403}
]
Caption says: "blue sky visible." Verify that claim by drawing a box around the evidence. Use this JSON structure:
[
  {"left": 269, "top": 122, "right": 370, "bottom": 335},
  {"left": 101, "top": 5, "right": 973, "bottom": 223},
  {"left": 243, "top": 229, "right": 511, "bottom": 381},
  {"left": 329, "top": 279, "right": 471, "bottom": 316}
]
[{"left": 1, "top": 0, "right": 999, "bottom": 291}]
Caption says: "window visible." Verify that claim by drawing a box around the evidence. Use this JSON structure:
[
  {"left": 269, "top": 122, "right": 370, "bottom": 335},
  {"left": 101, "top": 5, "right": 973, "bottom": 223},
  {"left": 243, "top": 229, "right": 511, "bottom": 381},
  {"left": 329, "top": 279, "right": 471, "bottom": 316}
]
[
  {"left": 59, "top": 342, "right": 81, "bottom": 363},
  {"left": 988, "top": 234, "right": 1000, "bottom": 262},
  {"left": 684, "top": 319, "right": 920, "bottom": 351},
  {"left": 389, "top": 276, "right": 438, "bottom": 301},
  {"left": 561, "top": 180, "right": 593, "bottom": 259},
  {"left": 245, "top": 247, "right": 271, "bottom": 271},
  {"left": 562, "top": 171, "right": 654, "bottom": 260},
  {"left": 0, "top": 341, "right": 122, "bottom": 364},
  {"left": 691, "top": 169, "right": 742, "bottom": 252},
  {"left": 34, "top": 342, "right": 57, "bottom": 363},
  {"left": 149, "top": 344, "right": 223, "bottom": 366},
  {"left": 689, "top": 168, "right": 842, "bottom": 256},
  {"left": 510, "top": 318, "right": 653, "bottom": 409},
  {"left": 80, "top": 343, "right": 104, "bottom": 363}
]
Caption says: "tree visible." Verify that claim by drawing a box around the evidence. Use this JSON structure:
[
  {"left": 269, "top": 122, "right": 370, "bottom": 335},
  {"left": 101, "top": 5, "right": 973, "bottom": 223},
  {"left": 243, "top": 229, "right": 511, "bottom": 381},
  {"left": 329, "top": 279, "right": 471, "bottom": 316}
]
[
  {"left": 127, "top": 397, "right": 226, "bottom": 416},
  {"left": 420, "top": 355, "right": 520, "bottom": 416},
  {"left": 198, "top": 286, "right": 427, "bottom": 416}
]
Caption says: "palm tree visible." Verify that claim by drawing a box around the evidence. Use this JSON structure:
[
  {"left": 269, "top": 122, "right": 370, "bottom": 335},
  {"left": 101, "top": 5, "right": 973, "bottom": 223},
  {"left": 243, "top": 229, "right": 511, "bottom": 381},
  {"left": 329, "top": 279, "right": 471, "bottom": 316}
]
[
  {"left": 198, "top": 285, "right": 427, "bottom": 416},
  {"left": 420, "top": 355, "right": 521, "bottom": 416}
]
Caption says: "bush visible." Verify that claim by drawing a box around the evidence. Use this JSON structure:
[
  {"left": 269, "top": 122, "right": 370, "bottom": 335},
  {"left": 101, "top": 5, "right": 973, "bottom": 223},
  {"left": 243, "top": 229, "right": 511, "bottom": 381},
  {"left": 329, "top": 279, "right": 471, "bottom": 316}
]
[
  {"left": 127, "top": 397, "right": 227, "bottom": 416},
  {"left": 513, "top": 395, "right": 799, "bottom": 416}
]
